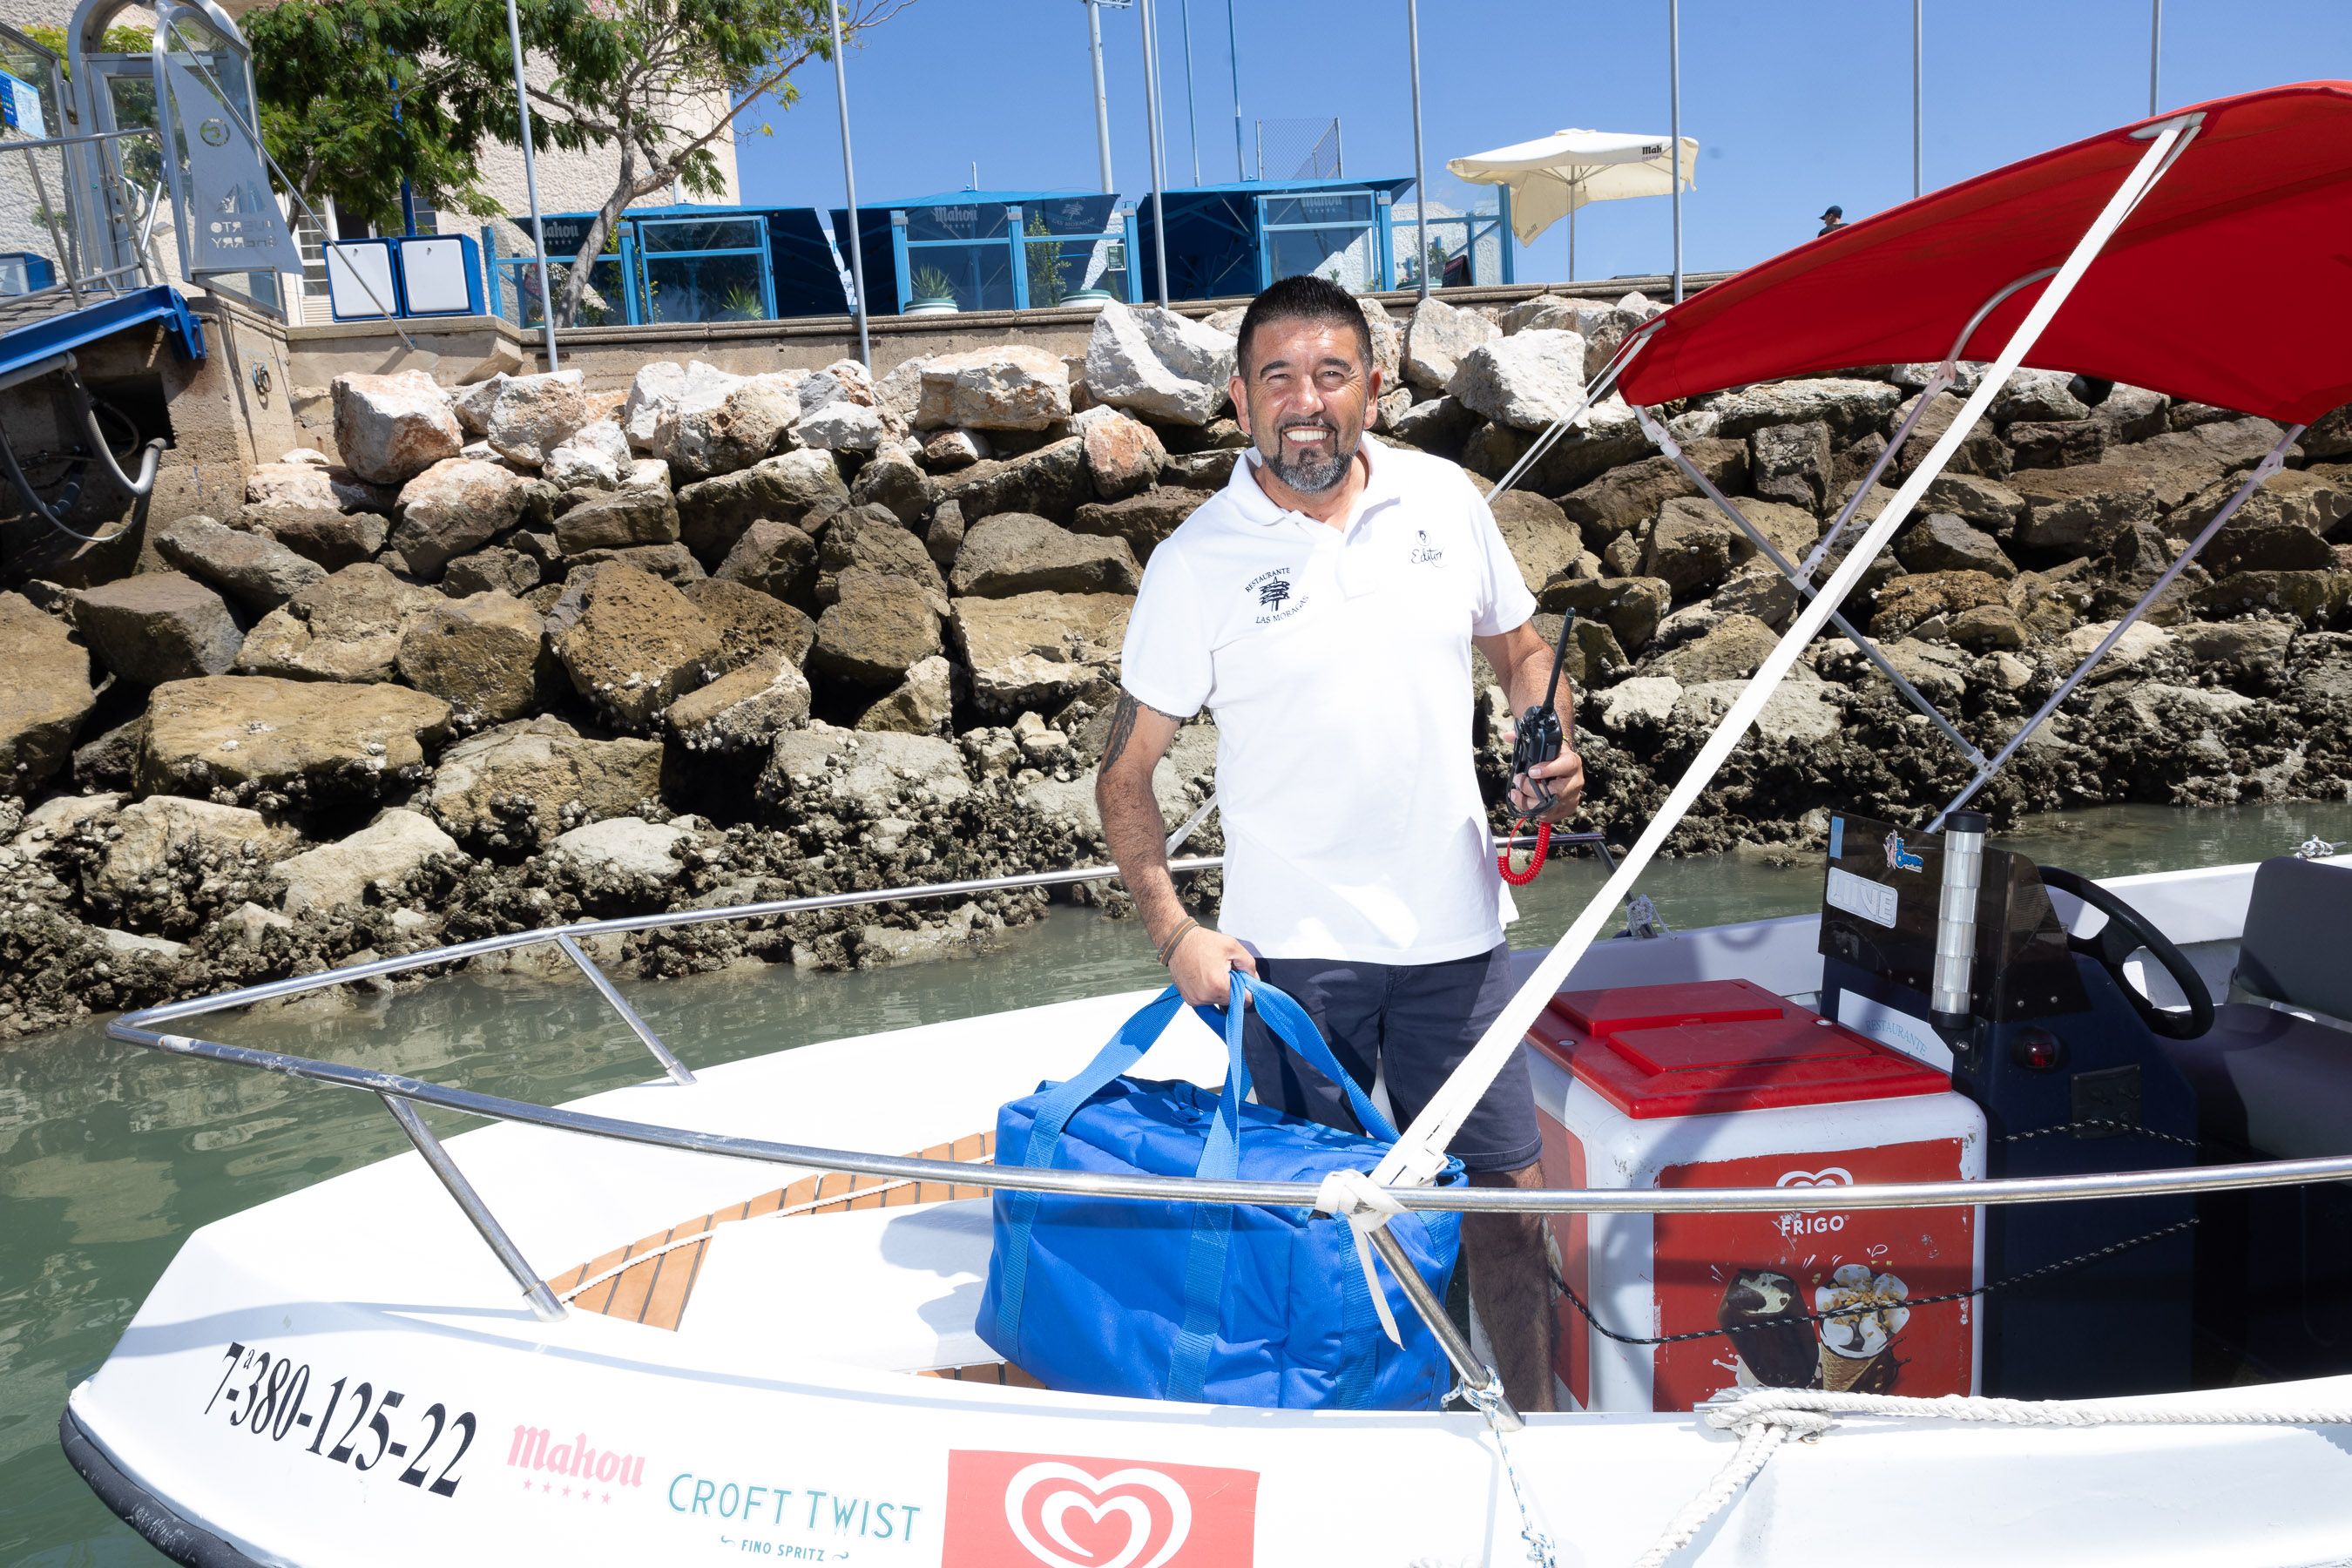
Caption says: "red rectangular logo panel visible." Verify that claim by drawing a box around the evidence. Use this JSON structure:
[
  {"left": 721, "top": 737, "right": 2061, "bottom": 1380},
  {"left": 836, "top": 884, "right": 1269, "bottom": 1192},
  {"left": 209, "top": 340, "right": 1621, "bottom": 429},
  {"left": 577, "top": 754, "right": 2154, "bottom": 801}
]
[
  {"left": 1651, "top": 1141, "right": 1976, "bottom": 1411},
  {"left": 943, "top": 1450, "right": 1257, "bottom": 1568}
]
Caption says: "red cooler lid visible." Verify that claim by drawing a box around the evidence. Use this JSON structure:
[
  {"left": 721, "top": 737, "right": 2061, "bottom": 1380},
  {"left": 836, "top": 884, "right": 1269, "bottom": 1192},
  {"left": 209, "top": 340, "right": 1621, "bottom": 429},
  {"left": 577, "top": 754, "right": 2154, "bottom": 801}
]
[{"left": 1531, "top": 977, "right": 1948, "bottom": 1119}]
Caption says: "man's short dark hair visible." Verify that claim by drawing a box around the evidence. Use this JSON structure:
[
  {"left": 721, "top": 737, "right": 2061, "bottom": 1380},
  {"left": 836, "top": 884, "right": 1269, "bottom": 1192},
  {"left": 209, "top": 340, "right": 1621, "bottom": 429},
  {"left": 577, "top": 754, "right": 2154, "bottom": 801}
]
[{"left": 1234, "top": 274, "right": 1374, "bottom": 376}]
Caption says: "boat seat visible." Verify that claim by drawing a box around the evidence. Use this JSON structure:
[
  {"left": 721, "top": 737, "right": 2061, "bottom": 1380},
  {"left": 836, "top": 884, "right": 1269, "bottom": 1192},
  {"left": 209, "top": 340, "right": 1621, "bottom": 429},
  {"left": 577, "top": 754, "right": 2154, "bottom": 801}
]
[{"left": 2159, "top": 856, "right": 2352, "bottom": 1159}]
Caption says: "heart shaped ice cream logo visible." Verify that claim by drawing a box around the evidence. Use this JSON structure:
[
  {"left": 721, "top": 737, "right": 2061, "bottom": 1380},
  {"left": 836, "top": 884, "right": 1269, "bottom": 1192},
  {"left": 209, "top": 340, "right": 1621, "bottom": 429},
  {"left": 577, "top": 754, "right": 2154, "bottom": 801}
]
[
  {"left": 1004, "top": 1462, "right": 1192, "bottom": 1568},
  {"left": 1775, "top": 1166, "right": 1854, "bottom": 1189}
]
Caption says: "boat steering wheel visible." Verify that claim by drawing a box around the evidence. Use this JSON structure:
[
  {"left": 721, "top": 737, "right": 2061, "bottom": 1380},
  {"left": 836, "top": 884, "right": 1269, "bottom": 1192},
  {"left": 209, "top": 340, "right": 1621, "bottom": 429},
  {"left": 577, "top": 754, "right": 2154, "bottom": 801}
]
[{"left": 2037, "top": 865, "right": 2214, "bottom": 1041}]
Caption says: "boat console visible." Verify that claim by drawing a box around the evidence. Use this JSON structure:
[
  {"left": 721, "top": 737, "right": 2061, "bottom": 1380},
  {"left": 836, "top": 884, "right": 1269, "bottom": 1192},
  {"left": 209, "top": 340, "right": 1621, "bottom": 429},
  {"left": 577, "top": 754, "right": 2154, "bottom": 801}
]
[{"left": 1820, "top": 821, "right": 2352, "bottom": 1396}]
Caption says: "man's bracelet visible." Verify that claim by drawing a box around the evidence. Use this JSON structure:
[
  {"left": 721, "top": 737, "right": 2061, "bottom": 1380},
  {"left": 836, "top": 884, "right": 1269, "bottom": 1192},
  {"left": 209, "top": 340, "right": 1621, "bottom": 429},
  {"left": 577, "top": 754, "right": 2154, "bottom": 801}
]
[{"left": 1155, "top": 917, "right": 1200, "bottom": 967}]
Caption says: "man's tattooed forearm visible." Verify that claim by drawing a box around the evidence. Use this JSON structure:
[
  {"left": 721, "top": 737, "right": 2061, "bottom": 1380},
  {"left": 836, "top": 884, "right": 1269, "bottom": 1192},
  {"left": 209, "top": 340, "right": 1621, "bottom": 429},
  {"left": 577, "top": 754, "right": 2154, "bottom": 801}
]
[
  {"left": 1098, "top": 691, "right": 1178, "bottom": 771},
  {"left": 1099, "top": 693, "right": 1143, "bottom": 770}
]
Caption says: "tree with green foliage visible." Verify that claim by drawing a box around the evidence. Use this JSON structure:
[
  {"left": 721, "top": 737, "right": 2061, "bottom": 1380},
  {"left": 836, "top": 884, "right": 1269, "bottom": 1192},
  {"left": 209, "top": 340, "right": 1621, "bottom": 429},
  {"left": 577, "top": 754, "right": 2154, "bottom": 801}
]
[
  {"left": 499, "top": 0, "right": 915, "bottom": 326},
  {"left": 240, "top": 0, "right": 512, "bottom": 235},
  {"left": 233, "top": 0, "right": 912, "bottom": 325}
]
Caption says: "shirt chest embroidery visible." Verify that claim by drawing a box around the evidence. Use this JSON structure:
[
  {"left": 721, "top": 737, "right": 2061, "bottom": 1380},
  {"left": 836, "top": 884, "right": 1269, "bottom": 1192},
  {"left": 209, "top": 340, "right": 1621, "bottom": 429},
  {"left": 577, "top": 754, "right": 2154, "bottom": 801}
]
[
  {"left": 1245, "top": 565, "right": 1309, "bottom": 625},
  {"left": 1409, "top": 528, "right": 1444, "bottom": 565}
]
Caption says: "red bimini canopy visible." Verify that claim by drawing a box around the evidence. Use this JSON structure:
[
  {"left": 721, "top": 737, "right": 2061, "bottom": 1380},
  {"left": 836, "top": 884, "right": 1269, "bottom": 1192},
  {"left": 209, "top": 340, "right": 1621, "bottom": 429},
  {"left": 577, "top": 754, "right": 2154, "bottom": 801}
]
[{"left": 1617, "top": 82, "right": 2352, "bottom": 425}]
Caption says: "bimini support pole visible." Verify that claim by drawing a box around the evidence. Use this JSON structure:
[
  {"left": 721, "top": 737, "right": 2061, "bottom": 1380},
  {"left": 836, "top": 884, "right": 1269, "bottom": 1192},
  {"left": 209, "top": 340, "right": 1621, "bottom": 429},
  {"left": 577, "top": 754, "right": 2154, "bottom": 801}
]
[
  {"left": 1930, "top": 417, "right": 2304, "bottom": 827},
  {"left": 1375, "top": 112, "right": 2208, "bottom": 1188},
  {"left": 1636, "top": 406, "right": 1988, "bottom": 771}
]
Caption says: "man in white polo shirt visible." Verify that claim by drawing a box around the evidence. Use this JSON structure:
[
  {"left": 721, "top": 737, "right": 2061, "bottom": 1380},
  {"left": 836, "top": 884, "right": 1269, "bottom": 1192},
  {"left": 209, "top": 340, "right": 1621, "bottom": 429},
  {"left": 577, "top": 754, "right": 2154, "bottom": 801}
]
[{"left": 1094, "top": 274, "right": 1585, "bottom": 1409}]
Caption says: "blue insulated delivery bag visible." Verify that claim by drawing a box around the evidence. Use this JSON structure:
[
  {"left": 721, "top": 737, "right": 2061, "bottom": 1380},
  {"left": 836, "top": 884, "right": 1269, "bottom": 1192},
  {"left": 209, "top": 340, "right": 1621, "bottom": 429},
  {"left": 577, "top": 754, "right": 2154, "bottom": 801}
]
[{"left": 980, "top": 972, "right": 1464, "bottom": 1409}]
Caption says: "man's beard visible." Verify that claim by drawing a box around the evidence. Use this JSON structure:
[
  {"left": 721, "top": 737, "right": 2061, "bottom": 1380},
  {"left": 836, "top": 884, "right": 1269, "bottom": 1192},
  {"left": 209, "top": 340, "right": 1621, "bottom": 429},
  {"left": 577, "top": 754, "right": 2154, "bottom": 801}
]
[{"left": 1260, "top": 416, "right": 1359, "bottom": 493}]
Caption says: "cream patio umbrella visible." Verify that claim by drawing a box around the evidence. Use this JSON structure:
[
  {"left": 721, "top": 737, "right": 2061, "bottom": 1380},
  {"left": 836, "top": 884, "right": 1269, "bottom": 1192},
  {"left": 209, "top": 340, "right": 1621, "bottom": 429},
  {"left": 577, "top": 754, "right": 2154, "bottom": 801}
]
[{"left": 1446, "top": 128, "right": 1698, "bottom": 283}]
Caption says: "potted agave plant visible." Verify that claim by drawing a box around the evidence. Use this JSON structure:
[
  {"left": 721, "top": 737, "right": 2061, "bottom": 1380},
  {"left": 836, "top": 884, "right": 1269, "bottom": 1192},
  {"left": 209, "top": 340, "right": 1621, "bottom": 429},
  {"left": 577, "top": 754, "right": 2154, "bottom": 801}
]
[{"left": 905, "top": 264, "right": 959, "bottom": 315}]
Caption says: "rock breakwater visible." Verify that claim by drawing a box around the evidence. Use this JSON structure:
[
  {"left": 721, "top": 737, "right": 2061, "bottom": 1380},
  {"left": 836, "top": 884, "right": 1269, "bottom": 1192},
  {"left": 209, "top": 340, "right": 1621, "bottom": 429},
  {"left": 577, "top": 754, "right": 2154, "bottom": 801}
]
[{"left": 2, "top": 295, "right": 2348, "bottom": 1038}]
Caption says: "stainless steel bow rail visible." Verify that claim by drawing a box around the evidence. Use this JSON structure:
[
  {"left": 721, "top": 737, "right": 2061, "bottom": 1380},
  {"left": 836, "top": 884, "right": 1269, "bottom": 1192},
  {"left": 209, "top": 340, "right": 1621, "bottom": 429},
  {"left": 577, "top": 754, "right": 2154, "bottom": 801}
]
[{"left": 105, "top": 828, "right": 2352, "bottom": 1431}]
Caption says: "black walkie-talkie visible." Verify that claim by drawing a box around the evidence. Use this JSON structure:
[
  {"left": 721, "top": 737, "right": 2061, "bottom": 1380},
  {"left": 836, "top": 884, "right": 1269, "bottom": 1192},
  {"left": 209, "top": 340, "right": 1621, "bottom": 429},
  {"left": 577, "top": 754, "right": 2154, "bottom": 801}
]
[{"left": 1511, "top": 610, "right": 1574, "bottom": 810}]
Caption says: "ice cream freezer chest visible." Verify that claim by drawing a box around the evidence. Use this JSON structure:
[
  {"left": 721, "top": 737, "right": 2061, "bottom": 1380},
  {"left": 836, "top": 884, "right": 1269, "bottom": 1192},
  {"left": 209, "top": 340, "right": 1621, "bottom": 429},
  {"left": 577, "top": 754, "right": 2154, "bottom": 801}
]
[{"left": 1525, "top": 978, "right": 1986, "bottom": 1413}]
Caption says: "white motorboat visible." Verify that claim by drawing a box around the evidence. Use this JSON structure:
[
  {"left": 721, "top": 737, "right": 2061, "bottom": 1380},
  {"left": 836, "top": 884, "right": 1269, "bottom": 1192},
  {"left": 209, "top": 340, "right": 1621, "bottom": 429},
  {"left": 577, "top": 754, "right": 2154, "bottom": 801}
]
[{"left": 61, "top": 81, "right": 2352, "bottom": 1566}]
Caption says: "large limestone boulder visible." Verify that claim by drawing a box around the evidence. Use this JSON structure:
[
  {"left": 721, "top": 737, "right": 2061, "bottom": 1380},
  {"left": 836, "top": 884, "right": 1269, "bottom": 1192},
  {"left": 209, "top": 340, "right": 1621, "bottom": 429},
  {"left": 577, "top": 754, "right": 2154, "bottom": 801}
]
[
  {"left": 2182, "top": 470, "right": 2349, "bottom": 575},
  {"left": 1071, "top": 488, "right": 1215, "bottom": 561},
  {"left": 391, "top": 457, "right": 551, "bottom": 578},
  {"left": 152, "top": 516, "right": 328, "bottom": 612},
  {"left": 554, "top": 486, "right": 681, "bottom": 555},
  {"left": 236, "top": 501, "right": 389, "bottom": 571},
  {"left": 713, "top": 521, "right": 821, "bottom": 606},
  {"left": 681, "top": 578, "right": 817, "bottom": 672},
  {"left": 1991, "top": 369, "right": 2091, "bottom": 423},
  {"left": 1920, "top": 472, "right": 2027, "bottom": 530},
  {"left": 810, "top": 569, "right": 944, "bottom": 686},
  {"left": 759, "top": 722, "right": 971, "bottom": 817},
  {"left": 1870, "top": 570, "right": 2011, "bottom": 639},
  {"left": 1644, "top": 497, "right": 1814, "bottom": 596},
  {"left": 70, "top": 573, "right": 242, "bottom": 686},
  {"left": 0, "top": 592, "right": 96, "bottom": 794},
  {"left": 1895, "top": 513, "right": 2016, "bottom": 578},
  {"left": 394, "top": 591, "right": 549, "bottom": 724},
  {"left": 856, "top": 654, "right": 954, "bottom": 736},
  {"left": 1083, "top": 302, "right": 1235, "bottom": 426},
  {"left": 1712, "top": 377, "right": 1903, "bottom": 441},
  {"left": 933, "top": 438, "right": 1089, "bottom": 524},
  {"left": 551, "top": 815, "right": 699, "bottom": 882},
  {"left": 333, "top": 369, "right": 463, "bottom": 485},
  {"left": 1402, "top": 295, "right": 1499, "bottom": 392},
  {"left": 244, "top": 461, "right": 392, "bottom": 516},
  {"left": 276, "top": 809, "right": 464, "bottom": 917},
  {"left": 951, "top": 512, "right": 1140, "bottom": 597},
  {"left": 620, "top": 361, "right": 692, "bottom": 450},
  {"left": 1559, "top": 442, "right": 1748, "bottom": 540},
  {"left": 1497, "top": 294, "right": 1585, "bottom": 335},
  {"left": 139, "top": 675, "right": 451, "bottom": 807},
  {"left": 849, "top": 449, "right": 932, "bottom": 525},
  {"left": 424, "top": 716, "right": 665, "bottom": 848},
  {"left": 1074, "top": 405, "right": 1166, "bottom": 501},
  {"left": 1486, "top": 490, "right": 1584, "bottom": 595},
  {"left": 661, "top": 368, "right": 802, "bottom": 479},
  {"left": 1675, "top": 679, "right": 1843, "bottom": 744},
  {"left": 2007, "top": 463, "right": 2165, "bottom": 552},
  {"left": 816, "top": 509, "right": 949, "bottom": 606},
  {"left": 915, "top": 347, "right": 1071, "bottom": 431},
  {"left": 93, "top": 795, "right": 297, "bottom": 906},
  {"left": 1659, "top": 614, "right": 1782, "bottom": 683},
  {"left": 483, "top": 369, "right": 593, "bottom": 468},
  {"left": 667, "top": 653, "right": 813, "bottom": 755},
  {"left": 548, "top": 564, "right": 723, "bottom": 732},
  {"left": 804, "top": 399, "right": 884, "bottom": 453},
  {"left": 676, "top": 449, "right": 847, "bottom": 563},
  {"left": 949, "top": 591, "right": 1132, "bottom": 713},
  {"left": 1750, "top": 422, "right": 1829, "bottom": 511},
  {"left": 1448, "top": 330, "right": 1585, "bottom": 432},
  {"left": 544, "top": 418, "right": 632, "bottom": 490},
  {"left": 1544, "top": 576, "right": 1672, "bottom": 654},
  {"left": 236, "top": 564, "right": 441, "bottom": 683}
]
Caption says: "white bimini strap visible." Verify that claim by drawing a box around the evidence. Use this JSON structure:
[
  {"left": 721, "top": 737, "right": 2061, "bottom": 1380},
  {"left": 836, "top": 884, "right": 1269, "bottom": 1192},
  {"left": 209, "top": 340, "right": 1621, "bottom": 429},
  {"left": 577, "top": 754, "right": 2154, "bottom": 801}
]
[{"left": 1313, "top": 1167, "right": 1406, "bottom": 1347}]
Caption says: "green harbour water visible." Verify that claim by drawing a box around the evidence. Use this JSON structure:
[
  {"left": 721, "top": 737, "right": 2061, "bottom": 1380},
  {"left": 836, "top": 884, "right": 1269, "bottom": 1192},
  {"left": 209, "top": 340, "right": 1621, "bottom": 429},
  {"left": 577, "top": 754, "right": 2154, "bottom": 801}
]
[{"left": 3, "top": 799, "right": 2349, "bottom": 1562}]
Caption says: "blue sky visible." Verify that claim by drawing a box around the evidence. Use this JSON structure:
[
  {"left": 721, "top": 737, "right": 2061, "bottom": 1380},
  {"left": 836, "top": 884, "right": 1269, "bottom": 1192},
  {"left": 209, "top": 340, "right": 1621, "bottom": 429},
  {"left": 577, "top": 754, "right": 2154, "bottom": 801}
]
[{"left": 739, "top": 0, "right": 2348, "bottom": 285}]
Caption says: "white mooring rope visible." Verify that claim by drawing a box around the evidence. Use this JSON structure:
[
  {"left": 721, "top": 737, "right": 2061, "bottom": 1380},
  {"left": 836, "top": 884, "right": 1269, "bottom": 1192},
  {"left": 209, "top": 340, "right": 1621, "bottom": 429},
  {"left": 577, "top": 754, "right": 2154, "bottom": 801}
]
[{"left": 1635, "top": 1389, "right": 2352, "bottom": 1567}]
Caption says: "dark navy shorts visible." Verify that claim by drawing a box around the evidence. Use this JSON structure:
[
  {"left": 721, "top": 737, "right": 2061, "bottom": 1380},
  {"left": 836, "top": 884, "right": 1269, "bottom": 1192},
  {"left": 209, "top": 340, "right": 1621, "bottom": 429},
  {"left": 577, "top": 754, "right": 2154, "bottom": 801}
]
[{"left": 1241, "top": 943, "right": 1543, "bottom": 1174}]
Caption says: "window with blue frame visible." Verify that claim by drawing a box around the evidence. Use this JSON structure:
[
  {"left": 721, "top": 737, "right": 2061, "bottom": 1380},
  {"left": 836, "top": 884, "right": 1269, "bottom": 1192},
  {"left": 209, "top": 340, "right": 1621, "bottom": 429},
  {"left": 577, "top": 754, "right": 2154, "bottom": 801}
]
[
  {"left": 634, "top": 216, "right": 774, "bottom": 324},
  {"left": 1256, "top": 190, "right": 1387, "bottom": 292}
]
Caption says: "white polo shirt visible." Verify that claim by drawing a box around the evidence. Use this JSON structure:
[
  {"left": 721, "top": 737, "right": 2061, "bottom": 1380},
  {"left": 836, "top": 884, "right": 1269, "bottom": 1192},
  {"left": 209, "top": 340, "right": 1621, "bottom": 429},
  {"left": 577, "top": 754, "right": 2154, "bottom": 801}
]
[{"left": 1119, "top": 434, "right": 1538, "bottom": 964}]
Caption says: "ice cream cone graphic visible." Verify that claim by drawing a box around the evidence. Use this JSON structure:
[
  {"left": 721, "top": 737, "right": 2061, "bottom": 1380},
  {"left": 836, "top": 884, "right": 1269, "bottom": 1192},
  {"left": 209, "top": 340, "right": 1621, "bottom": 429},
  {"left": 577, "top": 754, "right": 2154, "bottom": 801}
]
[{"left": 1814, "top": 1264, "right": 1909, "bottom": 1392}]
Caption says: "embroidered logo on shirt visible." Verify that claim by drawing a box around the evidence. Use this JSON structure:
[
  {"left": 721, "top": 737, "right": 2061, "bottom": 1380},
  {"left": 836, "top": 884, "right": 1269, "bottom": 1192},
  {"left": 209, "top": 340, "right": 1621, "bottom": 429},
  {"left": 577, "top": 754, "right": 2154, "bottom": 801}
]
[
  {"left": 1409, "top": 529, "right": 1443, "bottom": 565},
  {"left": 1246, "top": 567, "right": 1307, "bottom": 625}
]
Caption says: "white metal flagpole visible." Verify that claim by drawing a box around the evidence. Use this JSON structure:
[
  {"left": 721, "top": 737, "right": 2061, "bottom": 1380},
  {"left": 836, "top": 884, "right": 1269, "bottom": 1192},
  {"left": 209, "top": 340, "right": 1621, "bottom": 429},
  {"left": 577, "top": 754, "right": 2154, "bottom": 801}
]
[
  {"left": 504, "top": 0, "right": 559, "bottom": 369},
  {"left": 1668, "top": 0, "right": 1682, "bottom": 302},
  {"left": 1374, "top": 113, "right": 2206, "bottom": 1187},
  {"left": 1139, "top": 0, "right": 1172, "bottom": 307},
  {"left": 1086, "top": 1, "right": 1115, "bottom": 194},
  {"left": 1408, "top": 0, "right": 1429, "bottom": 300},
  {"left": 1913, "top": 0, "right": 1924, "bottom": 198},
  {"left": 828, "top": 0, "right": 869, "bottom": 368}
]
